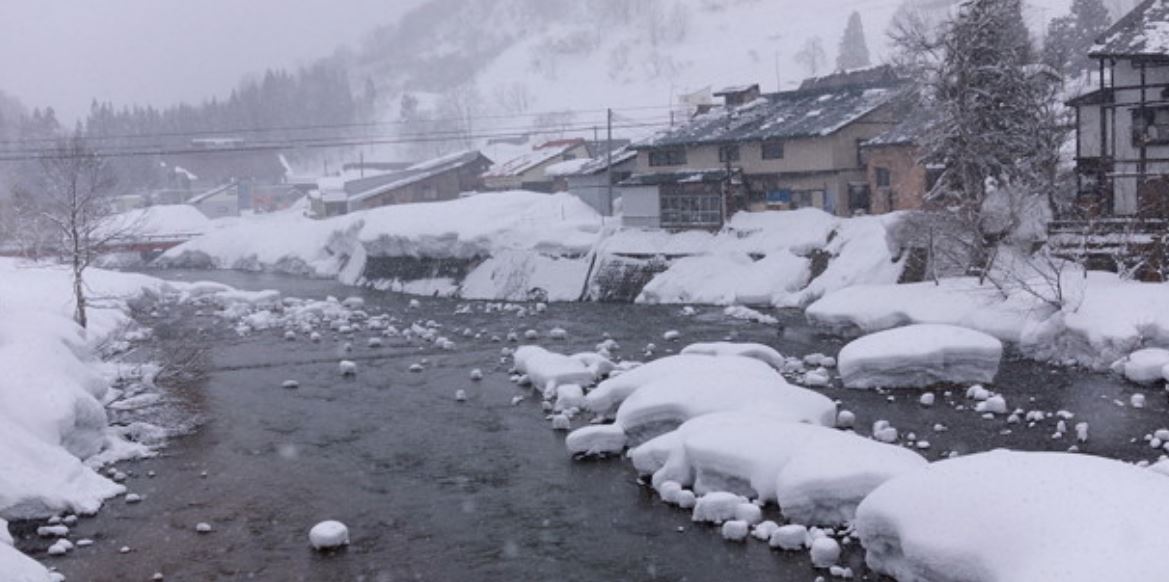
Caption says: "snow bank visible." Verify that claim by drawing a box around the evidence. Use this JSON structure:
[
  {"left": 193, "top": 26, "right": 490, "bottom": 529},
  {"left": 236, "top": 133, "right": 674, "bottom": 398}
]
[
  {"left": 838, "top": 324, "right": 1003, "bottom": 389},
  {"left": 630, "top": 412, "right": 926, "bottom": 525},
  {"left": 785, "top": 213, "right": 906, "bottom": 307},
  {"left": 513, "top": 346, "right": 597, "bottom": 391},
  {"left": 636, "top": 251, "right": 810, "bottom": 306},
  {"left": 855, "top": 450, "right": 1169, "bottom": 582},
  {"left": 0, "top": 542, "right": 51, "bottom": 582},
  {"left": 809, "top": 270, "right": 1169, "bottom": 369},
  {"left": 100, "top": 204, "right": 213, "bottom": 239}
]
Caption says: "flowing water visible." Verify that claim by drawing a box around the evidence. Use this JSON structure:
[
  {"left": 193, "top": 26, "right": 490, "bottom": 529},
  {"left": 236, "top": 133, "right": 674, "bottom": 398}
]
[{"left": 15, "top": 270, "right": 1165, "bottom": 582}]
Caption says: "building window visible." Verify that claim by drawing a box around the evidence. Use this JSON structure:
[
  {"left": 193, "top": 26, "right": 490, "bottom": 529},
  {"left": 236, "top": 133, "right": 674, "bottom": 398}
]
[
  {"left": 648, "top": 148, "right": 687, "bottom": 167},
  {"left": 660, "top": 183, "right": 723, "bottom": 228},
  {"left": 875, "top": 167, "right": 892, "bottom": 188},
  {"left": 762, "top": 141, "right": 785, "bottom": 160},
  {"left": 1132, "top": 107, "right": 1169, "bottom": 146},
  {"left": 718, "top": 145, "right": 740, "bottom": 163}
]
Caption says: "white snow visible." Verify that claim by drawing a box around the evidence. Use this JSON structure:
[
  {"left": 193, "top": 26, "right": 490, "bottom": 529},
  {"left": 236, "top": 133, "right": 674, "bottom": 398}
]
[
  {"left": 512, "top": 346, "right": 598, "bottom": 392},
  {"left": 720, "top": 520, "right": 751, "bottom": 542},
  {"left": 810, "top": 536, "right": 842, "bottom": 568},
  {"left": 309, "top": 520, "right": 350, "bottom": 550},
  {"left": 770, "top": 524, "right": 809, "bottom": 551},
  {"left": 630, "top": 412, "right": 926, "bottom": 525},
  {"left": 837, "top": 324, "right": 1003, "bottom": 389},
  {"left": 1116, "top": 348, "right": 1169, "bottom": 385},
  {"left": 679, "top": 342, "right": 786, "bottom": 371},
  {"left": 855, "top": 450, "right": 1169, "bottom": 582}
]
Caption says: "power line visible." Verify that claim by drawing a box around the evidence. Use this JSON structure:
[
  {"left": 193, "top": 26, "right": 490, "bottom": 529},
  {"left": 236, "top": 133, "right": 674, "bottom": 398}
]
[
  {"left": 0, "top": 103, "right": 690, "bottom": 147},
  {"left": 0, "top": 119, "right": 671, "bottom": 162}
]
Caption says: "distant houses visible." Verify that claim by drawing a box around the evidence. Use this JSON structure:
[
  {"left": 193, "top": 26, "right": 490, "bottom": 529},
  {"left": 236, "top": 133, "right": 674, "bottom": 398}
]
[
  {"left": 546, "top": 147, "right": 637, "bottom": 216},
  {"left": 308, "top": 150, "right": 492, "bottom": 217},
  {"left": 621, "top": 66, "right": 910, "bottom": 230},
  {"left": 482, "top": 139, "right": 591, "bottom": 192},
  {"left": 1069, "top": 0, "right": 1169, "bottom": 219}
]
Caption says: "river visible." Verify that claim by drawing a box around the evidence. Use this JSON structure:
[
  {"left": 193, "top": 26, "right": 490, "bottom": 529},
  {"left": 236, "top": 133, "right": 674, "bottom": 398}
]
[{"left": 17, "top": 270, "right": 1164, "bottom": 582}]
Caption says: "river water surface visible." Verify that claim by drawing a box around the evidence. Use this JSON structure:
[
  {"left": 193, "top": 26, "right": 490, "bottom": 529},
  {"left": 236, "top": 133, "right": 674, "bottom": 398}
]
[{"left": 17, "top": 270, "right": 1166, "bottom": 582}]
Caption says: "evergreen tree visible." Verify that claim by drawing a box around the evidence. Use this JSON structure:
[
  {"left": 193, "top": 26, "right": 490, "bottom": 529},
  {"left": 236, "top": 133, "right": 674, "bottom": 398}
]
[
  {"left": 836, "top": 11, "right": 872, "bottom": 71},
  {"left": 924, "top": 0, "right": 1062, "bottom": 268},
  {"left": 1042, "top": 0, "right": 1111, "bottom": 76}
]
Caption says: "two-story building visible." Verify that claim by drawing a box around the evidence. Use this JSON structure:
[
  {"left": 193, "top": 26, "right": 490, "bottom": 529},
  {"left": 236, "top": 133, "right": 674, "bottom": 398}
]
[
  {"left": 624, "top": 66, "right": 908, "bottom": 230},
  {"left": 1074, "top": 0, "right": 1169, "bottom": 218}
]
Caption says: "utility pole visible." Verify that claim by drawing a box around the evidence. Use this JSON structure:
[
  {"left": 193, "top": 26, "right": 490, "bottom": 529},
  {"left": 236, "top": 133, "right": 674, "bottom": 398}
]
[
  {"left": 606, "top": 107, "right": 614, "bottom": 217},
  {"left": 359, "top": 151, "right": 365, "bottom": 178}
]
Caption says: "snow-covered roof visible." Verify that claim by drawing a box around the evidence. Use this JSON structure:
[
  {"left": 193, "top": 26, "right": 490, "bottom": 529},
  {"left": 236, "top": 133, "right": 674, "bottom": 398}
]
[
  {"left": 550, "top": 147, "right": 639, "bottom": 177},
  {"left": 482, "top": 140, "right": 587, "bottom": 178},
  {"left": 346, "top": 150, "right": 491, "bottom": 204},
  {"left": 862, "top": 114, "right": 933, "bottom": 148},
  {"left": 1090, "top": 0, "right": 1169, "bottom": 58},
  {"left": 620, "top": 169, "right": 731, "bottom": 187},
  {"left": 187, "top": 182, "right": 237, "bottom": 205},
  {"left": 639, "top": 73, "right": 906, "bottom": 149}
]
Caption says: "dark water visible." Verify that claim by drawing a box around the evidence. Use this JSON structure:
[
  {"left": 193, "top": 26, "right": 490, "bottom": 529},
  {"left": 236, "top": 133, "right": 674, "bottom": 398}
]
[{"left": 17, "top": 270, "right": 1166, "bottom": 582}]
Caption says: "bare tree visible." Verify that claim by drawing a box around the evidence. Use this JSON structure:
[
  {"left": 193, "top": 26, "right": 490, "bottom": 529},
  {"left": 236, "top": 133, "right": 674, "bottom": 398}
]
[
  {"left": 16, "top": 134, "right": 126, "bottom": 329},
  {"left": 795, "top": 37, "right": 828, "bottom": 78}
]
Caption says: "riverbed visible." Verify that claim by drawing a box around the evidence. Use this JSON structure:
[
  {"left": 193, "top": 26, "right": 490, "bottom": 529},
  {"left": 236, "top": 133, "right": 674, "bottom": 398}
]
[{"left": 17, "top": 270, "right": 1166, "bottom": 581}]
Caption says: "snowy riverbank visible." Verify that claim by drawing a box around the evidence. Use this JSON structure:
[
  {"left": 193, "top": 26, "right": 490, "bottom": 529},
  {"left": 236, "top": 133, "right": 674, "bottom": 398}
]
[
  {"left": 157, "top": 192, "right": 907, "bottom": 306},
  {"left": 0, "top": 259, "right": 278, "bottom": 579}
]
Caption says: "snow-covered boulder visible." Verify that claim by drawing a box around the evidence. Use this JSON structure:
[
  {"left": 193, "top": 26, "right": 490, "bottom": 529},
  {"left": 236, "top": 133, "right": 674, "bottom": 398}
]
[
  {"left": 612, "top": 367, "right": 836, "bottom": 446},
  {"left": 584, "top": 354, "right": 782, "bottom": 416},
  {"left": 855, "top": 450, "right": 1169, "bottom": 582},
  {"left": 309, "top": 520, "right": 350, "bottom": 550},
  {"left": 680, "top": 342, "right": 786, "bottom": 371},
  {"left": 1115, "top": 348, "right": 1169, "bottom": 385},
  {"left": 630, "top": 412, "right": 926, "bottom": 525},
  {"left": 838, "top": 324, "right": 1003, "bottom": 389},
  {"left": 512, "top": 346, "right": 596, "bottom": 390}
]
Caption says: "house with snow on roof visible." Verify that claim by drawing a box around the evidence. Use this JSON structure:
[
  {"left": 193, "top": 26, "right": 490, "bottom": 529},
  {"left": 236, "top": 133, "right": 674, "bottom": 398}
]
[
  {"left": 482, "top": 139, "right": 591, "bottom": 193},
  {"left": 1070, "top": 0, "right": 1169, "bottom": 220},
  {"left": 624, "top": 66, "right": 909, "bottom": 230},
  {"left": 309, "top": 150, "right": 492, "bottom": 218},
  {"left": 544, "top": 146, "right": 638, "bottom": 216}
]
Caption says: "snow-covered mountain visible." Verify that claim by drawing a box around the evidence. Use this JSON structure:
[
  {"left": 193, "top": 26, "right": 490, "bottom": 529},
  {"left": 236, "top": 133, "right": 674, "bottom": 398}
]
[{"left": 353, "top": 0, "right": 1083, "bottom": 126}]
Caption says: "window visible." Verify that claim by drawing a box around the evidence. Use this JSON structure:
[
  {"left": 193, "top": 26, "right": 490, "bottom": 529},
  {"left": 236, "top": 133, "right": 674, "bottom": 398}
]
[
  {"left": 718, "top": 145, "right": 740, "bottom": 163},
  {"left": 648, "top": 148, "right": 687, "bottom": 167},
  {"left": 875, "top": 167, "right": 892, "bottom": 188},
  {"left": 1132, "top": 107, "right": 1169, "bottom": 146},
  {"left": 762, "top": 141, "right": 785, "bottom": 160},
  {"left": 660, "top": 183, "right": 723, "bottom": 228}
]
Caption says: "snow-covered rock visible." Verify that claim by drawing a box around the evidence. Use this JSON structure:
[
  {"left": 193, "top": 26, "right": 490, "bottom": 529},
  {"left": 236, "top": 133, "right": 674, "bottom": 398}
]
[
  {"left": 680, "top": 342, "right": 786, "bottom": 371},
  {"left": 769, "top": 524, "right": 809, "bottom": 550},
  {"left": 565, "top": 424, "right": 628, "bottom": 456},
  {"left": 309, "top": 520, "right": 350, "bottom": 550},
  {"left": 630, "top": 412, "right": 926, "bottom": 525},
  {"left": 721, "top": 520, "right": 751, "bottom": 542},
  {"left": 1116, "top": 348, "right": 1169, "bottom": 385},
  {"left": 810, "top": 536, "right": 841, "bottom": 568},
  {"left": 838, "top": 324, "right": 1003, "bottom": 389},
  {"left": 512, "top": 346, "right": 596, "bottom": 391},
  {"left": 855, "top": 450, "right": 1169, "bottom": 582}
]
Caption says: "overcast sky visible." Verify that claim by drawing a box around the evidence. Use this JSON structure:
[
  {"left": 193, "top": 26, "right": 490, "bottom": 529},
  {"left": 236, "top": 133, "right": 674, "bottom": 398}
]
[{"left": 0, "top": 1, "right": 424, "bottom": 123}]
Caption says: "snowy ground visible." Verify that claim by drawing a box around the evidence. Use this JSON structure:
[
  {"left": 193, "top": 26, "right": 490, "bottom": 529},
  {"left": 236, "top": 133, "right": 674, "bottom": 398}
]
[{"left": 0, "top": 259, "right": 290, "bottom": 579}]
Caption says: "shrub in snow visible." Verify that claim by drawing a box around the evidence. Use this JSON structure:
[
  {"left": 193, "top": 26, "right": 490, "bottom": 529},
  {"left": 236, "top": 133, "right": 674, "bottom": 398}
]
[
  {"left": 838, "top": 324, "right": 1002, "bottom": 389},
  {"left": 721, "top": 520, "right": 750, "bottom": 541},
  {"left": 809, "top": 536, "right": 841, "bottom": 568},
  {"left": 338, "top": 361, "right": 357, "bottom": 376},
  {"left": 309, "top": 520, "right": 350, "bottom": 550},
  {"left": 855, "top": 450, "right": 1169, "bottom": 581},
  {"left": 769, "top": 524, "right": 809, "bottom": 550}
]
